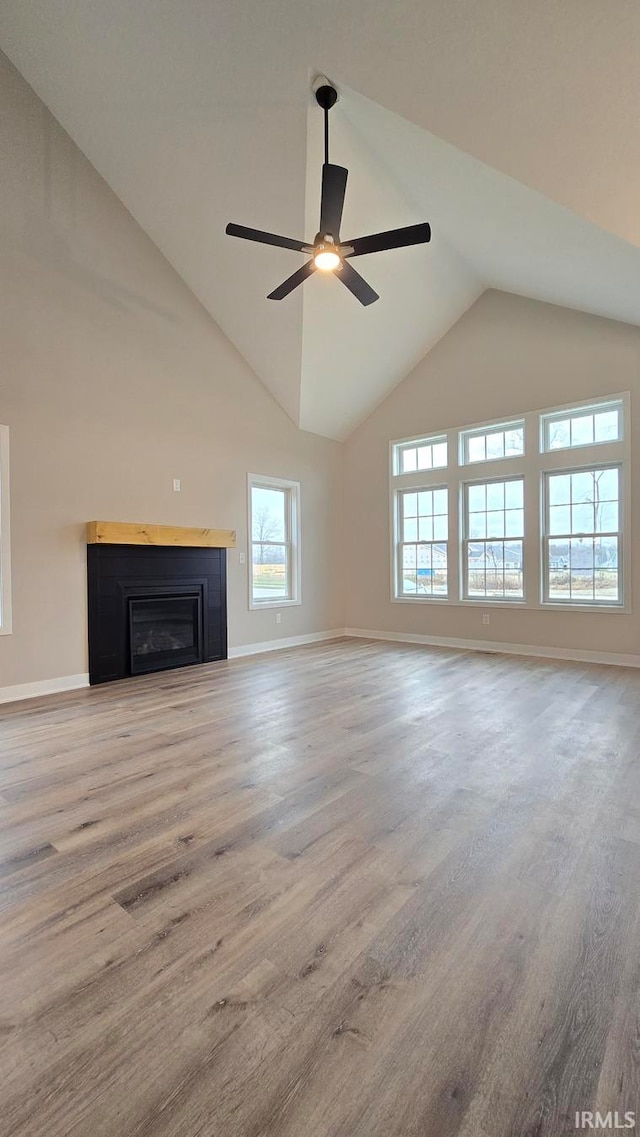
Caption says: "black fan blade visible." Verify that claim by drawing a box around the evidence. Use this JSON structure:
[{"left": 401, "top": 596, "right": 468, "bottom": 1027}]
[
  {"left": 267, "top": 260, "right": 315, "bottom": 301},
  {"left": 337, "top": 260, "right": 379, "bottom": 306},
  {"left": 226, "top": 223, "right": 307, "bottom": 253},
  {"left": 319, "top": 164, "right": 348, "bottom": 237},
  {"left": 344, "top": 222, "right": 431, "bottom": 258}
]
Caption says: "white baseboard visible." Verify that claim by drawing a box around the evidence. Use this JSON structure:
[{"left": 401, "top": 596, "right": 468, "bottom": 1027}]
[
  {"left": 4, "top": 624, "right": 635, "bottom": 707},
  {"left": 0, "top": 672, "right": 90, "bottom": 706},
  {"left": 344, "top": 627, "right": 640, "bottom": 669},
  {"left": 228, "top": 629, "right": 346, "bottom": 659}
]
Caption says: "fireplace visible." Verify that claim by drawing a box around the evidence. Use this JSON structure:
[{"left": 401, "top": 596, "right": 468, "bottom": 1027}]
[
  {"left": 129, "top": 593, "right": 202, "bottom": 674},
  {"left": 87, "top": 538, "right": 228, "bottom": 684}
]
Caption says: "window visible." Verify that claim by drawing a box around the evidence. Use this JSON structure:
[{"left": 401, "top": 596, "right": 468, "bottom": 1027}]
[
  {"left": 461, "top": 421, "right": 524, "bottom": 464},
  {"left": 248, "top": 475, "right": 300, "bottom": 608},
  {"left": 541, "top": 400, "right": 622, "bottom": 452},
  {"left": 0, "top": 425, "right": 11, "bottom": 635},
  {"left": 543, "top": 466, "right": 621, "bottom": 605},
  {"left": 397, "top": 488, "right": 448, "bottom": 597},
  {"left": 390, "top": 394, "right": 628, "bottom": 611},
  {"left": 394, "top": 435, "right": 447, "bottom": 474},
  {"left": 463, "top": 478, "right": 524, "bottom": 600}
]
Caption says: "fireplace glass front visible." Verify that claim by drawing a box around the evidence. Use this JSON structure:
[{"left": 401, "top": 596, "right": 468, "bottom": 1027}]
[{"left": 128, "top": 594, "right": 202, "bottom": 675}]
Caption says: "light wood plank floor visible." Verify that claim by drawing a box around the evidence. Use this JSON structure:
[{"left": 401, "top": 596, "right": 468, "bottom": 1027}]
[{"left": 1, "top": 638, "right": 640, "bottom": 1137}]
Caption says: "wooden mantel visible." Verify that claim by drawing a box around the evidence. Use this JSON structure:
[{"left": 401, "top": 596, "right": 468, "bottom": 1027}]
[{"left": 86, "top": 521, "right": 237, "bottom": 549}]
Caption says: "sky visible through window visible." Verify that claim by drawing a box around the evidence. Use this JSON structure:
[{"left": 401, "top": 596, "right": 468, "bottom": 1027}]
[
  {"left": 545, "top": 407, "right": 620, "bottom": 451},
  {"left": 251, "top": 484, "right": 290, "bottom": 601},
  {"left": 464, "top": 424, "right": 524, "bottom": 464}
]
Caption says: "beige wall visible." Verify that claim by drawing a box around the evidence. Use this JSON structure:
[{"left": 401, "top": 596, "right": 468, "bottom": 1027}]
[
  {"left": 345, "top": 290, "right": 640, "bottom": 659},
  {"left": 0, "top": 54, "right": 344, "bottom": 690}
]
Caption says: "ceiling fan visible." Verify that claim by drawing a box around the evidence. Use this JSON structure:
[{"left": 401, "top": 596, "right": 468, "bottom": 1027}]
[{"left": 225, "top": 80, "right": 431, "bottom": 306}]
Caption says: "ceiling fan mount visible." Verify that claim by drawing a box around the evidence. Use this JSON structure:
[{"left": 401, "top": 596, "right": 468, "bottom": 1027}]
[
  {"left": 313, "top": 81, "right": 339, "bottom": 113},
  {"left": 225, "top": 78, "right": 431, "bottom": 305}
]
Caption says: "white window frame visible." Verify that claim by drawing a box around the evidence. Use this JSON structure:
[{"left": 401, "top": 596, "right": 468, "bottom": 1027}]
[
  {"left": 389, "top": 393, "right": 630, "bottom": 613},
  {"left": 0, "top": 425, "right": 12, "bottom": 635},
  {"left": 393, "top": 434, "right": 448, "bottom": 476},
  {"left": 395, "top": 485, "right": 449, "bottom": 600},
  {"left": 542, "top": 461, "right": 624, "bottom": 608},
  {"left": 247, "top": 474, "right": 301, "bottom": 610},
  {"left": 540, "top": 397, "right": 623, "bottom": 454},
  {"left": 462, "top": 474, "right": 525, "bottom": 602},
  {"left": 459, "top": 419, "right": 525, "bottom": 465}
]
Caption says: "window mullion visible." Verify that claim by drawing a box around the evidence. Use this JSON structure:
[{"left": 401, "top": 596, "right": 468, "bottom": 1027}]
[{"left": 522, "top": 431, "right": 538, "bottom": 607}]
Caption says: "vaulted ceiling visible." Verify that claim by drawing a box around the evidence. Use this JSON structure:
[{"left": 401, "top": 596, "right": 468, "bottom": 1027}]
[{"left": 2, "top": 1, "right": 640, "bottom": 439}]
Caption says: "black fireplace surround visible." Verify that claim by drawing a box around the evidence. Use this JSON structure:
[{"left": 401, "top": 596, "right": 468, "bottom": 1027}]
[{"left": 87, "top": 544, "right": 227, "bottom": 684}]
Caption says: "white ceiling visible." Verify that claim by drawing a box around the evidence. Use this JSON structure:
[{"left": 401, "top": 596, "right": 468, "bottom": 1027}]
[{"left": 2, "top": 1, "right": 640, "bottom": 438}]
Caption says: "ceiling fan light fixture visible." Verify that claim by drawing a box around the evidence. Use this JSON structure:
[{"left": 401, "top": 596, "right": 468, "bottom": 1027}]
[{"left": 313, "top": 245, "right": 341, "bottom": 271}]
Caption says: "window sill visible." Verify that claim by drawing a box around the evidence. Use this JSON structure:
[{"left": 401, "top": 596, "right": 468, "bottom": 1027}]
[
  {"left": 249, "top": 598, "right": 301, "bottom": 611},
  {"left": 393, "top": 595, "right": 449, "bottom": 604},
  {"left": 540, "top": 601, "right": 629, "bottom": 614},
  {"left": 392, "top": 596, "right": 630, "bottom": 614},
  {"left": 393, "top": 596, "right": 527, "bottom": 609},
  {"left": 460, "top": 597, "right": 526, "bottom": 607}
]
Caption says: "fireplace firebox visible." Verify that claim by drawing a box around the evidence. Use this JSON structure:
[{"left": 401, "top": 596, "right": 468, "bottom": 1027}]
[
  {"left": 87, "top": 543, "right": 227, "bottom": 684},
  {"left": 129, "top": 593, "right": 202, "bottom": 674}
]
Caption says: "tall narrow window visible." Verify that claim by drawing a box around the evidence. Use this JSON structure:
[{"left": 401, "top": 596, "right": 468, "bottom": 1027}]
[
  {"left": 396, "top": 487, "right": 448, "bottom": 597},
  {"left": 543, "top": 466, "right": 621, "bottom": 605},
  {"left": 464, "top": 477, "right": 524, "bottom": 600},
  {"left": 0, "top": 424, "right": 11, "bottom": 634},
  {"left": 248, "top": 476, "right": 300, "bottom": 608}
]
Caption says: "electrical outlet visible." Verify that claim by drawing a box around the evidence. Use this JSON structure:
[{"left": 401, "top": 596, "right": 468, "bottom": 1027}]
[
  {"left": 172, "top": 478, "right": 181, "bottom": 492},
  {"left": 482, "top": 613, "right": 490, "bottom": 625},
  {"left": 239, "top": 551, "right": 245, "bottom": 565},
  {"left": 275, "top": 612, "right": 282, "bottom": 624}
]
